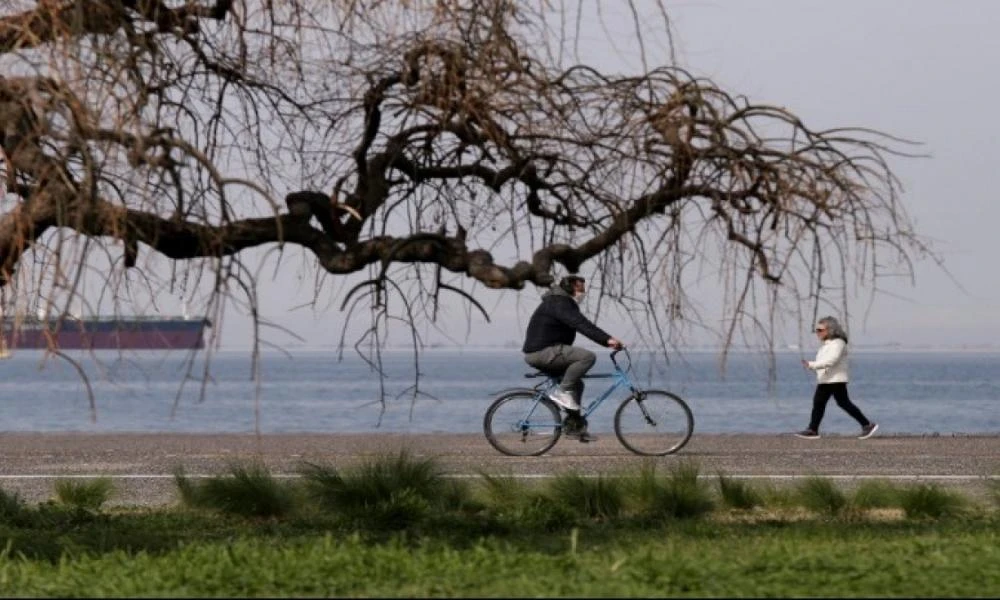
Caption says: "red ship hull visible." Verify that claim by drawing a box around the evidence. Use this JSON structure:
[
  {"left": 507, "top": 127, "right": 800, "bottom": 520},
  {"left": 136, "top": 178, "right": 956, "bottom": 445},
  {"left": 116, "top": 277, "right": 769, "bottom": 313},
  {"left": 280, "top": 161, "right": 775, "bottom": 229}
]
[{"left": 1, "top": 317, "right": 210, "bottom": 350}]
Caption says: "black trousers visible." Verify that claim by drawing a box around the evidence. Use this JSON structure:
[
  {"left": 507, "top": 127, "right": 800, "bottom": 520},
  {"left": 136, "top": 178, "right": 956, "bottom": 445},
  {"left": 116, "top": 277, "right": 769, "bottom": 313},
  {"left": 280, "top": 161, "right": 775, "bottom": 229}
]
[{"left": 809, "top": 382, "right": 871, "bottom": 431}]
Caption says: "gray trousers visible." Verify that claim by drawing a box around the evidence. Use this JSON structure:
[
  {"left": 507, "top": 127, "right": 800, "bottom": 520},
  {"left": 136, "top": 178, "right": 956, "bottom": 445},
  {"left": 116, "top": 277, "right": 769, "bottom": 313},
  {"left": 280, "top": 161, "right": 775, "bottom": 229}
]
[{"left": 523, "top": 344, "right": 597, "bottom": 403}]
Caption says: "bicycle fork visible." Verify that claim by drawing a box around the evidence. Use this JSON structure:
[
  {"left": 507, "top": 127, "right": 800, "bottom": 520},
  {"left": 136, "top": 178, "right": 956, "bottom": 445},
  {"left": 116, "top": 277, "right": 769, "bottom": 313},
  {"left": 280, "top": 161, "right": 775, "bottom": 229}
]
[{"left": 633, "top": 391, "right": 660, "bottom": 427}]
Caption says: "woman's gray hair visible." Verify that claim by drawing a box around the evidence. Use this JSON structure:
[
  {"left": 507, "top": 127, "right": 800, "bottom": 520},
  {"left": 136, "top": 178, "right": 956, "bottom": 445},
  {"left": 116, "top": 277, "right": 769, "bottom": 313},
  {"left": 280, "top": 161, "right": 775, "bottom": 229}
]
[{"left": 817, "top": 316, "right": 848, "bottom": 343}]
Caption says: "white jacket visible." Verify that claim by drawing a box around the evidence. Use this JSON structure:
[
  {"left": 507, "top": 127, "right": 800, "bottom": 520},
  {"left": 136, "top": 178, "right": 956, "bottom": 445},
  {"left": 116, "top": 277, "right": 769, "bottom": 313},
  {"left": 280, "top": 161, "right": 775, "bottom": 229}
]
[{"left": 807, "top": 338, "right": 849, "bottom": 383}]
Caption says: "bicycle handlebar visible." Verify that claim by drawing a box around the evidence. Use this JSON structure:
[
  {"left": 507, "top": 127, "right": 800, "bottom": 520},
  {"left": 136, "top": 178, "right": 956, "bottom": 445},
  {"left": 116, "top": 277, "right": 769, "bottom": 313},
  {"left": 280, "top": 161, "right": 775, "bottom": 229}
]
[
  {"left": 524, "top": 347, "right": 631, "bottom": 379},
  {"left": 610, "top": 346, "right": 631, "bottom": 372}
]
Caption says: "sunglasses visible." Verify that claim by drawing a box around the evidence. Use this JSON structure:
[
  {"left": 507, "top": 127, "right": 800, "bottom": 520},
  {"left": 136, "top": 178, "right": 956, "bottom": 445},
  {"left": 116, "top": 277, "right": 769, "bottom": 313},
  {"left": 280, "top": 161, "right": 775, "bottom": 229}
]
[{"left": 815, "top": 328, "right": 827, "bottom": 333}]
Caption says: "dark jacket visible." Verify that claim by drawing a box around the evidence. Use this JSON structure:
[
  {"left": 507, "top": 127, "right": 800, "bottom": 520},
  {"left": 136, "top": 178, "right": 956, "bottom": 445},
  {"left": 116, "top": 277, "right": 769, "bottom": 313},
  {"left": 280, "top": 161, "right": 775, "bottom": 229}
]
[{"left": 522, "top": 286, "right": 612, "bottom": 353}]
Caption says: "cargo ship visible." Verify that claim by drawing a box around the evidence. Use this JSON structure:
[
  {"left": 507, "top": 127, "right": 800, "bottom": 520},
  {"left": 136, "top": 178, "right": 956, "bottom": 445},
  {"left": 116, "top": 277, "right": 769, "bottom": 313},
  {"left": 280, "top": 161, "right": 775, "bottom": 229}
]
[{"left": 0, "top": 315, "right": 211, "bottom": 352}]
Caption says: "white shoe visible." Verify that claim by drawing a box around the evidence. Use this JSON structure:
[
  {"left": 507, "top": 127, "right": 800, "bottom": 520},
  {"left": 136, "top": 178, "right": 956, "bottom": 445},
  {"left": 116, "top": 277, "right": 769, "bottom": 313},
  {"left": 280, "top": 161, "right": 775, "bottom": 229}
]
[
  {"left": 858, "top": 423, "right": 879, "bottom": 440},
  {"left": 548, "top": 389, "right": 580, "bottom": 411}
]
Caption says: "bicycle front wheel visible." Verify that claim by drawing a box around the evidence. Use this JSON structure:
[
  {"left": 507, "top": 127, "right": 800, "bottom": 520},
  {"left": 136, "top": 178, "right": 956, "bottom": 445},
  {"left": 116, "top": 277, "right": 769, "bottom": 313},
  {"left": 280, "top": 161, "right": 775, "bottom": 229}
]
[
  {"left": 484, "top": 391, "right": 562, "bottom": 456},
  {"left": 614, "top": 390, "right": 694, "bottom": 456}
]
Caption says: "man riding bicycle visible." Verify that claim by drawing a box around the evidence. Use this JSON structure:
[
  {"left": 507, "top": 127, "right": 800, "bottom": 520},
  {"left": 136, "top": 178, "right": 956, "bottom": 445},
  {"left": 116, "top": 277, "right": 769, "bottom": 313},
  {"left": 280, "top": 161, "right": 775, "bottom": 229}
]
[{"left": 522, "top": 275, "right": 625, "bottom": 441}]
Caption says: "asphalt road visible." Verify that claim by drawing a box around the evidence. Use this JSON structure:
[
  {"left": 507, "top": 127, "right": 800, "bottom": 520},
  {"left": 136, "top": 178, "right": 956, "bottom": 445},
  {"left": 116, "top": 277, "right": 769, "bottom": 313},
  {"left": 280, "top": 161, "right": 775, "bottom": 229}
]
[{"left": 0, "top": 432, "right": 997, "bottom": 506}]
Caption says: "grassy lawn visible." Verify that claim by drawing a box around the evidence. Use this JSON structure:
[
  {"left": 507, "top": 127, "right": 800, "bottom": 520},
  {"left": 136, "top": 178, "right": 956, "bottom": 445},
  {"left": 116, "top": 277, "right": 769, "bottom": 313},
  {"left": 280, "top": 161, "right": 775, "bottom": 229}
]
[{"left": 0, "top": 456, "right": 997, "bottom": 597}]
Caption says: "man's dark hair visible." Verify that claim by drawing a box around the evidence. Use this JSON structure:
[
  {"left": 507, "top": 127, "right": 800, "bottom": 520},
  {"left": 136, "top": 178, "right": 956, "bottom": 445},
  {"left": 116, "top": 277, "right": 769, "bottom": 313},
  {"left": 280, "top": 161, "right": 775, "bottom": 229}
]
[{"left": 559, "top": 275, "right": 585, "bottom": 295}]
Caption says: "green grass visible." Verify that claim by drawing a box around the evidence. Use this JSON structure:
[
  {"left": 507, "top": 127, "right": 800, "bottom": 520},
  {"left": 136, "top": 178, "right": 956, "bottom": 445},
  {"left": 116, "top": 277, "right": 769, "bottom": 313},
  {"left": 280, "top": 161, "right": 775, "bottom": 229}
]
[
  {"left": 53, "top": 478, "right": 116, "bottom": 512},
  {"left": 0, "top": 460, "right": 997, "bottom": 596},
  {"left": 0, "top": 518, "right": 998, "bottom": 596}
]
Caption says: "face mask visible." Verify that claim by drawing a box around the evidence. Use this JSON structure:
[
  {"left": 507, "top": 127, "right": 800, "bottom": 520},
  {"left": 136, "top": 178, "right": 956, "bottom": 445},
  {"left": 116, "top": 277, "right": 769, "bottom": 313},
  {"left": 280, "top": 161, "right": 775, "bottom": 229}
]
[{"left": 574, "top": 292, "right": 586, "bottom": 303}]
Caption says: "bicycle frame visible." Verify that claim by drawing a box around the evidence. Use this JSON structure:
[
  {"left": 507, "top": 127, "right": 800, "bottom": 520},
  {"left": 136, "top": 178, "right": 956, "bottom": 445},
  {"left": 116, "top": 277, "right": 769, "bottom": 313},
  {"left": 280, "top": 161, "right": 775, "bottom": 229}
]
[
  {"left": 485, "top": 347, "right": 694, "bottom": 456},
  {"left": 524, "top": 349, "right": 640, "bottom": 419}
]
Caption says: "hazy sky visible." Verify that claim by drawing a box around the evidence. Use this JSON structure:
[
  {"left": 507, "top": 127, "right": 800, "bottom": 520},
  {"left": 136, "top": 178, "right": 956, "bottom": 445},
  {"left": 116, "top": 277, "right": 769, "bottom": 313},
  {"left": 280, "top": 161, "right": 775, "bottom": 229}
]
[
  {"left": 218, "top": 0, "right": 999, "bottom": 351},
  {"left": 658, "top": 0, "right": 999, "bottom": 348}
]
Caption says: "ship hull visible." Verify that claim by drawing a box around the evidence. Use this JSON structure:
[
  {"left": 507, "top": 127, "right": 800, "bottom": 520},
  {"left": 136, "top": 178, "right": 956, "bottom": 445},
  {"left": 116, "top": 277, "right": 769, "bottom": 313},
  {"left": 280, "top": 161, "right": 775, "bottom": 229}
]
[{"left": 1, "top": 318, "right": 210, "bottom": 350}]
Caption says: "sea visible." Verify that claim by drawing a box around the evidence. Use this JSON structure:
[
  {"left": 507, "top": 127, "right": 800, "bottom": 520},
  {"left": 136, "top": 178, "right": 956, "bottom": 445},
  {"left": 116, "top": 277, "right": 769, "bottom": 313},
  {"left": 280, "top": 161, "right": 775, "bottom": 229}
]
[{"left": 0, "top": 348, "right": 998, "bottom": 436}]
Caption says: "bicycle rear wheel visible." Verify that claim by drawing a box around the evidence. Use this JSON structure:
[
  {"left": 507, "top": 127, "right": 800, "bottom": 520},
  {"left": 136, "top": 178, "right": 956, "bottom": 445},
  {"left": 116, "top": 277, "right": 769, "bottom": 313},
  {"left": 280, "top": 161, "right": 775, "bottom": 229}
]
[
  {"left": 614, "top": 390, "right": 694, "bottom": 456},
  {"left": 484, "top": 391, "right": 562, "bottom": 456}
]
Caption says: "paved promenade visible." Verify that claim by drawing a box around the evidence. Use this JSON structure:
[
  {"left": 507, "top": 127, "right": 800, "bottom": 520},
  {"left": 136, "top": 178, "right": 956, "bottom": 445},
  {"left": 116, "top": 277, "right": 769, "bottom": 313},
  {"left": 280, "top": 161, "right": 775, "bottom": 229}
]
[{"left": 0, "top": 432, "right": 997, "bottom": 506}]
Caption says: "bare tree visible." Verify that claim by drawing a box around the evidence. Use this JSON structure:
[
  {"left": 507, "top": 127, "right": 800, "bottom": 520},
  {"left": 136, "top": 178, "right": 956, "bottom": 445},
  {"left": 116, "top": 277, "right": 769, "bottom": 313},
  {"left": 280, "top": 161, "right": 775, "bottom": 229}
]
[{"left": 0, "top": 1, "right": 929, "bottom": 418}]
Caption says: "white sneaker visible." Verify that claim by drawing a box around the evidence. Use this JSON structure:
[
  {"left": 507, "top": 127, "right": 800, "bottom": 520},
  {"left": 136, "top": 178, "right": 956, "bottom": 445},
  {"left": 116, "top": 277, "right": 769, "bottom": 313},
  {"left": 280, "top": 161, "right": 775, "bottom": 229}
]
[
  {"left": 858, "top": 423, "right": 879, "bottom": 440},
  {"left": 548, "top": 389, "right": 580, "bottom": 411}
]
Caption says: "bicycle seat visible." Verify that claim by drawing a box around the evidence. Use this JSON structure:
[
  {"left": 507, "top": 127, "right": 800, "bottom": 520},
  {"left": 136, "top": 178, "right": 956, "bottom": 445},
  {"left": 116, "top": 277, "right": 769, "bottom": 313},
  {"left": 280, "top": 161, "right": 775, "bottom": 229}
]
[
  {"left": 524, "top": 371, "right": 615, "bottom": 379},
  {"left": 524, "top": 371, "right": 558, "bottom": 379}
]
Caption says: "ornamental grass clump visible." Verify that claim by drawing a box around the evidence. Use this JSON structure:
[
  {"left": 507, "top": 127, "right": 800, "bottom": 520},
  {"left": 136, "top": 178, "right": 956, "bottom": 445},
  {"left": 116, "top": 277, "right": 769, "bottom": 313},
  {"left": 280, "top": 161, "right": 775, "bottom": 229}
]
[
  {"left": 796, "top": 476, "right": 848, "bottom": 516},
  {"left": 0, "top": 486, "right": 27, "bottom": 523},
  {"left": 53, "top": 478, "right": 115, "bottom": 512},
  {"left": 628, "top": 461, "right": 714, "bottom": 521},
  {"left": 716, "top": 473, "right": 763, "bottom": 510},
  {"left": 547, "top": 472, "right": 624, "bottom": 521},
  {"left": 899, "top": 483, "right": 967, "bottom": 519},
  {"left": 988, "top": 478, "right": 1000, "bottom": 510},
  {"left": 174, "top": 463, "right": 297, "bottom": 519},
  {"left": 476, "top": 473, "right": 575, "bottom": 531},
  {"left": 851, "top": 479, "right": 903, "bottom": 510},
  {"left": 300, "top": 451, "right": 467, "bottom": 530},
  {"left": 477, "top": 472, "right": 528, "bottom": 508}
]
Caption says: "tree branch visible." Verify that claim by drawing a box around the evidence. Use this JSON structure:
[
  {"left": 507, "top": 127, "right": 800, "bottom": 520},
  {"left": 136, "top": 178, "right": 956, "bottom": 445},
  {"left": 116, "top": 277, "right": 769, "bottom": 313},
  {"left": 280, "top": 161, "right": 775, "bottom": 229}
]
[{"left": 0, "top": 0, "right": 233, "bottom": 54}]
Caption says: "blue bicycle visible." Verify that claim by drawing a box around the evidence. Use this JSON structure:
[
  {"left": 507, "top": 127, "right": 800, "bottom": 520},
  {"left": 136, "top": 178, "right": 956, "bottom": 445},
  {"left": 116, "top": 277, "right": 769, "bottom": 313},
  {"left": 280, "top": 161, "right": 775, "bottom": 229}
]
[{"left": 483, "top": 348, "right": 694, "bottom": 456}]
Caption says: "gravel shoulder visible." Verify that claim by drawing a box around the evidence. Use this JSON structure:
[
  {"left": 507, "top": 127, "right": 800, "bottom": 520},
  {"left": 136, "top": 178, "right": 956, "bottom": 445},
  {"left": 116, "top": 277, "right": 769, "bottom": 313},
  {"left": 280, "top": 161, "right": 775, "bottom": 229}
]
[{"left": 1, "top": 432, "right": 997, "bottom": 506}]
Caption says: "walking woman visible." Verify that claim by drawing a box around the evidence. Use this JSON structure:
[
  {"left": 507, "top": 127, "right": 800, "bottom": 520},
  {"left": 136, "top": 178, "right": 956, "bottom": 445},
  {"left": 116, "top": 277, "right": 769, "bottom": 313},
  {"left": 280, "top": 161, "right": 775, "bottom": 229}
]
[{"left": 796, "top": 316, "right": 879, "bottom": 439}]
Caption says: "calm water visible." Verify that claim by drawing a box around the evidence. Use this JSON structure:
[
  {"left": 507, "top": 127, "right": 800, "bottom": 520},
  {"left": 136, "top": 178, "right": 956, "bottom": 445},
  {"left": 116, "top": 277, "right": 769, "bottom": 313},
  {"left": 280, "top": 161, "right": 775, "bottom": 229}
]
[{"left": 0, "top": 349, "right": 998, "bottom": 435}]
